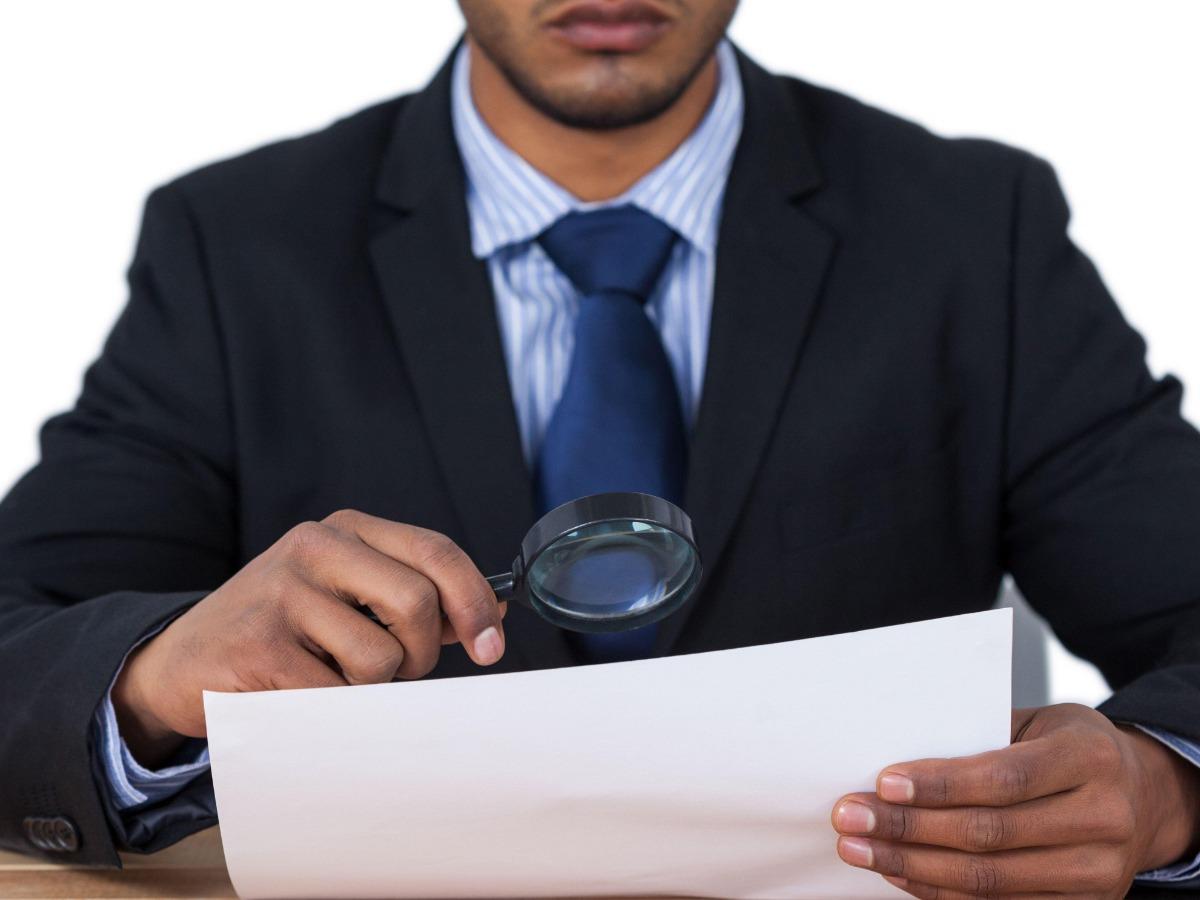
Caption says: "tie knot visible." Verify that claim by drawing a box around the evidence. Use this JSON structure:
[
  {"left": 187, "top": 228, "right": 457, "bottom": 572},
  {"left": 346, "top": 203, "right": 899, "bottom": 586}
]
[{"left": 537, "top": 205, "right": 678, "bottom": 302}]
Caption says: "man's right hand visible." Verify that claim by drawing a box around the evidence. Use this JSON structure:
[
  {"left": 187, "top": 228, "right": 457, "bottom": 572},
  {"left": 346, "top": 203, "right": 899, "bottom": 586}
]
[{"left": 112, "top": 510, "right": 506, "bottom": 764}]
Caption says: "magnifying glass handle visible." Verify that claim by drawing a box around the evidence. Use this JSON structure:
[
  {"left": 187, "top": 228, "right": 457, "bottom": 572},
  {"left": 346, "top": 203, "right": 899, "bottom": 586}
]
[
  {"left": 486, "top": 571, "right": 515, "bottom": 598},
  {"left": 360, "top": 571, "right": 516, "bottom": 626}
]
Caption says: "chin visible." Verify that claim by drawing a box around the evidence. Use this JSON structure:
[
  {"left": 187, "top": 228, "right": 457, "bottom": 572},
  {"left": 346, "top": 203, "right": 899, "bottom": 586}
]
[
  {"left": 539, "top": 91, "right": 676, "bottom": 130},
  {"left": 538, "top": 70, "right": 678, "bottom": 123}
]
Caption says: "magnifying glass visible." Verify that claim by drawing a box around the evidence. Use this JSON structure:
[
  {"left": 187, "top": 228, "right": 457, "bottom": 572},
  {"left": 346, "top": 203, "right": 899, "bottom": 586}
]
[{"left": 370, "top": 493, "right": 702, "bottom": 634}]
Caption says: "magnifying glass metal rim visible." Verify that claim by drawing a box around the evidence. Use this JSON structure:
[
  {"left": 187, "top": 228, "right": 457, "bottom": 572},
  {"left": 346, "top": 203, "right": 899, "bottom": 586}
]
[{"left": 505, "top": 491, "right": 702, "bottom": 631}]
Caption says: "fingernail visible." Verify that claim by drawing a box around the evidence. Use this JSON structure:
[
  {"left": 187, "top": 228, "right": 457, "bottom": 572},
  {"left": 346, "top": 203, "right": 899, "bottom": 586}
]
[
  {"left": 883, "top": 875, "right": 909, "bottom": 890},
  {"left": 878, "top": 772, "right": 914, "bottom": 803},
  {"left": 473, "top": 626, "right": 503, "bottom": 665},
  {"left": 837, "top": 836, "right": 873, "bottom": 868},
  {"left": 835, "top": 801, "right": 876, "bottom": 834}
]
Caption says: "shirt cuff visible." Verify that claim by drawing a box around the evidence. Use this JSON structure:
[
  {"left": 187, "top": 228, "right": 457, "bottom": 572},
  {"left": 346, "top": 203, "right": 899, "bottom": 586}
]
[
  {"left": 1132, "top": 725, "right": 1200, "bottom": 883},
  {"left": 92, "top": 623, "right": 210, "bottom": 812},
  {"left": 94, "top": 689, "right": 210, "bottom": 811}
]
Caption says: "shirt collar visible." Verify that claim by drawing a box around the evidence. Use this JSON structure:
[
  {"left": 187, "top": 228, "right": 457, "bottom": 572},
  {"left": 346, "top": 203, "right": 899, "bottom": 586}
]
[{"left": 451, "top": 40, "right": 744, "bottom": 260}]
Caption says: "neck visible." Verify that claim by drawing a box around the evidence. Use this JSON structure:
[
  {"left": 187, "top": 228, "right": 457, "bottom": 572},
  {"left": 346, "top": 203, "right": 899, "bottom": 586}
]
[{"left": 467, "top": 39, "right": 719, "bottom": 203}]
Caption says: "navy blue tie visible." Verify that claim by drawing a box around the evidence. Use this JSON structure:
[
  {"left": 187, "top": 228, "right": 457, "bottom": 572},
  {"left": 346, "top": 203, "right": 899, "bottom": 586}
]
[{"left": 535, "top": 205, "right": 686, "bottom": 663}]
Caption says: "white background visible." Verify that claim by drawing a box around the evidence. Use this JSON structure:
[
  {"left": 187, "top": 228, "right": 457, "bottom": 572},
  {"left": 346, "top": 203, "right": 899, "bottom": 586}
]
[{"left": 1, "top": 1, "right": 1197, "bottom": 705}]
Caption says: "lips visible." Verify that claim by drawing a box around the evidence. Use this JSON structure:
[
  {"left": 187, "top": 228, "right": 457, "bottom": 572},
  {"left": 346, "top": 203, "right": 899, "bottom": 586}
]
[{"left": 546, "top": 0, "right": 673, "bottom": 53}]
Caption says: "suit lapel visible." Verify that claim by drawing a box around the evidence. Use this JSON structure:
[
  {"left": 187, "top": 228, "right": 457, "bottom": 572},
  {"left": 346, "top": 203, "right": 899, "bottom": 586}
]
[
  {"left": 369, "top": 52, "right": 575, "bottom": 669},
  {"left": 657, "top": 51, "right": 836, "bottom": 653}
]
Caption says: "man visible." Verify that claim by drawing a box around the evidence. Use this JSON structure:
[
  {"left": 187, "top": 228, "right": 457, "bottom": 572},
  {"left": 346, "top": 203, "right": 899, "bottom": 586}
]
[{"left": 1, "top": 0, "right": 1198, "bottom": 894}]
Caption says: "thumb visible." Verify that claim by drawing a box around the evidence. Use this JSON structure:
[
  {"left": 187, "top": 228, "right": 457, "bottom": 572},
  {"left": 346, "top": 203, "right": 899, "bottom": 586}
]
[{"left": 1010, "top": 706, "right": 1041, "bottom": 743}]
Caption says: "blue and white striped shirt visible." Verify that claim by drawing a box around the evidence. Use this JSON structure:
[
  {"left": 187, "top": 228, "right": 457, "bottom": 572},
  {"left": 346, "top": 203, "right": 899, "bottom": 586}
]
[
  {"left": 95, "top": 39, "right": 1200, "bottom": 884},
  {"left": 452, "top": 39, "right": 743, "bottom": 463}
]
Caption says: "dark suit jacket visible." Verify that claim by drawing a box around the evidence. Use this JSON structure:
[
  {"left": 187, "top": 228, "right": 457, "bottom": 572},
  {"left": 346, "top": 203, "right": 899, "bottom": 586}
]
[{"left": 3, "top": 45, "right": 1199, "bottom": 868}]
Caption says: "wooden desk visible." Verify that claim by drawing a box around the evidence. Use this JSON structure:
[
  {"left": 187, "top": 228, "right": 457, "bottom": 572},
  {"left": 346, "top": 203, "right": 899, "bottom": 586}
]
[
  {"left": 0, "top": 828, "right": 234, "bottom": 899},
  {"left": 0, "top": 828, "right": 1191, "bottom": 899}
]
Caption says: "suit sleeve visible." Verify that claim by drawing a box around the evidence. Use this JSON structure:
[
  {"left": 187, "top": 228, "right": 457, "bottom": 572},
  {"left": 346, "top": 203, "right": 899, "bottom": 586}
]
[
  {"left": 1001, "top": 154, "right": 1200, "bottom": 741},
  {"left": 0, "top": 185, "right": 238, "bottom": 865}
]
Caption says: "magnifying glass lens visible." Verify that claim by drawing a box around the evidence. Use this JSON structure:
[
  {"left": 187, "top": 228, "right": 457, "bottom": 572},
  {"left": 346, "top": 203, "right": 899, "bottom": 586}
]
[{"left": 526, "top": 519, "right": 700, "bottom": 632}]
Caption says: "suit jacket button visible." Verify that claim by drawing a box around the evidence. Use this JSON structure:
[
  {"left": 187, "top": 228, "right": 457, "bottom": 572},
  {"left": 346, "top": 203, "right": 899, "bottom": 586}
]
[
  {"left": 49, "top": 817, "right": 79, "bottom": 852},
  {"left": 22, "top": 817, "right": 46, "bottom": 850},
  {"left": 23, "top": 816, "right": 78, "bottom": 852}
]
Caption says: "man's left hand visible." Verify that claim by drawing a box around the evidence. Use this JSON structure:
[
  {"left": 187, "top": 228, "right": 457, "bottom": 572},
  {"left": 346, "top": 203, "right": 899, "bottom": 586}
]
[{"left": 831, "top": 704, "right": 1200, "bottom": 897}]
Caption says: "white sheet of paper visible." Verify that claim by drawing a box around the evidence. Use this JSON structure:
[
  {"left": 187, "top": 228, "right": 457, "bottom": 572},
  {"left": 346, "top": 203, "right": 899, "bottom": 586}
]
[{"left": 205, "top": 608, "right": 1011, "bottom": 899}]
